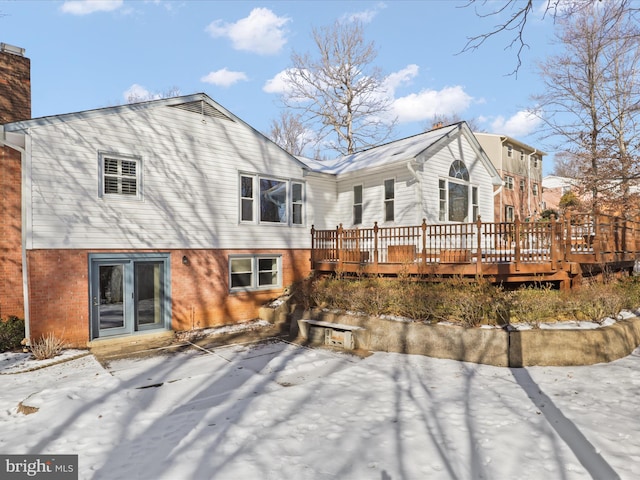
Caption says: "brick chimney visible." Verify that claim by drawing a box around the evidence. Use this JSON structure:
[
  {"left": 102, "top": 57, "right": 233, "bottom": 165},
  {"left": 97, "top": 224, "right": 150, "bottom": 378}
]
[{"left": 0, "top": 43, "right": 31, "bottom": 124}]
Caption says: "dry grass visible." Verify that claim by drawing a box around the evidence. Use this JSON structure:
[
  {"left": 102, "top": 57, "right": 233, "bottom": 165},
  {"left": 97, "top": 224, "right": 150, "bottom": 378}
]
[
  {"left": 30, "top": 332, "right": 67, "bottom": 360},
  {"left": 299, "top": 275, "right": 640, "bottom": 327}
]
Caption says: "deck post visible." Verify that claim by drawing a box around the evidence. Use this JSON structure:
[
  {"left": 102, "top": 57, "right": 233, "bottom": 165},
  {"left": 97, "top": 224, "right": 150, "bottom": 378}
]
[
  {"left": 550, "top": 214, "right": 557, "bottom": 270},
  {"left": 310, "top": 224, "right": 316, "bottom": 268},
  {"left": 421, "top": 218, "right": 427, "bottom": 264},
  {"left": 337, "top": 224, "right": 343, "bottom": 270},
  {"left": 594, "top": 214, "right": 602, "bottom": 263},
  {"left": 476, "top": 216, "right": 483, "bottom": 275},
  {"left": 373, "top": 221, "right": 379, "bottom": 269},
  {"left": 564, "top": 211, "right": 572, "bottom": 260},
  {"left": 514, "top": 216, "right": 521, "bottom": 271}
]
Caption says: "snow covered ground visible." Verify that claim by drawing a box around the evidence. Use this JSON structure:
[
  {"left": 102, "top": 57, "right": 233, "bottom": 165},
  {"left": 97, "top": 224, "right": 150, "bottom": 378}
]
[{"left": 1, "top": 337, "right": 639, "bottom": 480}]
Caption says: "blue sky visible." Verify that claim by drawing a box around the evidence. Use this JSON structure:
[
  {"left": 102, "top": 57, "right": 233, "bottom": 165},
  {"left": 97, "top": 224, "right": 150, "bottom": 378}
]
[{"left": 1, "top": 0, "right": 559, "bottom": 173}]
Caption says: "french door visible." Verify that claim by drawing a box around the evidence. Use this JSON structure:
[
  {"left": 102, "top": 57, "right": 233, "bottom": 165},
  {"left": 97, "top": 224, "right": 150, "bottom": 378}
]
[{"left": 89, "top": 254, "right": 171, "bottom": 339}]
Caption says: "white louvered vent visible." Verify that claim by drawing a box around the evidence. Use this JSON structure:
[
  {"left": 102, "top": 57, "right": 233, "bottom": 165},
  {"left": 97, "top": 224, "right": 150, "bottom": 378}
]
[{"left": 169, "top": 100, "right": 233, "bottom": 121}]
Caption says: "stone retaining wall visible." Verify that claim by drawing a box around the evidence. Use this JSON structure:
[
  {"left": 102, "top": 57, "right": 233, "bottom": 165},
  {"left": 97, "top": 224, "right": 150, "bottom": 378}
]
[{"left": 290, "top": 308, "right": 640, "bottom": 367}]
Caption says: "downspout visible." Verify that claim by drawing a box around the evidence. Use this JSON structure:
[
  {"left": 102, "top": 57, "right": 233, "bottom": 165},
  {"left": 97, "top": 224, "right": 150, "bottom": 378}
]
[
  {"left": 0, "top": 126, "right": 30, "bottom": 343},
  {"left": 529, "top": 149, "right": 537, "bottom": 218}
]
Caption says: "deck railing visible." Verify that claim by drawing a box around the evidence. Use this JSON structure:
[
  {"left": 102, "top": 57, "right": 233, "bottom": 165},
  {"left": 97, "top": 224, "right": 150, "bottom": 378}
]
[{"left": 310, "top": 213, "right": 640, "bottom": 272}]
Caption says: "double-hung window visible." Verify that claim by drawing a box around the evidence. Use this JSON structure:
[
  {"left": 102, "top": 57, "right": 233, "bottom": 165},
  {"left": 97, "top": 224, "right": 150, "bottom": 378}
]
[
  {"left": 505, "top": 205, "right": 515, "bottom": 222},
  {"left": 384, "top": 179, "right": 394, "bottom": 222},
  {"left": 99, "top": 152, "right": 141, "bottom": 198},
  {"left": 229, "top": 255, "right": 281, "bottom": 291},
  {"left": 239, "top": 174, "right": 304, "bottom": 226},
  {"left": 240, "top": 175, "right": 254, "bottom": 222},
  {"left": 505, "top": 176, "right": 514, "bottom": 190},
  {"left": 353, "top": 185, "right": 363, "bottom": 225}
]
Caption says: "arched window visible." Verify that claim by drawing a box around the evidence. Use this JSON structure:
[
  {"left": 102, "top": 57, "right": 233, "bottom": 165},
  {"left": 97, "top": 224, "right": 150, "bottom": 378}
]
[
  {"left": 439, "top": 160, "right": 477, "bottom": 222},
  {"left": 449, "top": 160, "right": 469, "bottom": 181}
]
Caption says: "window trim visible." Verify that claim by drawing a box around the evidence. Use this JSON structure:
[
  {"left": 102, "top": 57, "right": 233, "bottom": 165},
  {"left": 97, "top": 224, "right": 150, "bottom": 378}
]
[
  {"left": 505, "top": 205, "right": 515, "bottom": 222},
  {"left": 238, "top": 173, "right": 305, "bottom": 227},
  {"left": 240, "top": 175, "right": 254, "bottom": 222},
  {"left": 507, "top": 145, "right": 513, "bottom": 158},
  {"left": 439, "top": 160, "right": 475, "bottom": 223},
  {"left": 98, "top": 151, "right": 142, "bottom": 200},
  {"left": 505, "top": 176, "right": 514, "bottom": 190},
  {"left": 383, "top": 178, "right": 394, "bottom": 222},
  {"left": 353, "top": 184, "right": 363, "bottom": 225},
  {"left": 229, "top": 254, "right": 282, "bottom": 292}
]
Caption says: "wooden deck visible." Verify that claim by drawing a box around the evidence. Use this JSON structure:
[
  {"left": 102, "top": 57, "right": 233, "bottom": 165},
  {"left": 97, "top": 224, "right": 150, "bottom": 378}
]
[{"left": 310, "top": 213, "right": 640, "bottom": 289}]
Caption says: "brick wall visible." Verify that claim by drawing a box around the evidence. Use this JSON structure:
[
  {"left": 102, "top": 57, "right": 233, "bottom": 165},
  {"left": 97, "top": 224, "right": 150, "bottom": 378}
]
[
  {"left": 0, "top": 46, "right": 31, "bottom": 124},
  {"left": 27, "top": 248, "right": 311, "bottom": 347},
  {"left": 0, "top": 146, "right": 24, "bottom": 320}
]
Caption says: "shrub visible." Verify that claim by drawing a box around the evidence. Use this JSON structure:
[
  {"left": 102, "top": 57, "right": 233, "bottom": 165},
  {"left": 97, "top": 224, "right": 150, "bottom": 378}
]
[
  {"left": 510, "top": 284, "right": 564, "bottom": 327},
  {"left": 30, "top": 333, "right": 67, "bottom": 360},
  {"left": 573, "top": 282, "right": 625, "bottom": 323},
  {"left": 294, "top": 274, "right": 634, "bottom": 327},
  {"left": 0, "top": 316, "right": 25, "bottom": 352}
]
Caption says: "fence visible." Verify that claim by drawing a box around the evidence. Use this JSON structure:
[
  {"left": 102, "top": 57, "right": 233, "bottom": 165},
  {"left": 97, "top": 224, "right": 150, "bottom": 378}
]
[{"left": 310, "top": 213, "right": 640, "bottom": 274}]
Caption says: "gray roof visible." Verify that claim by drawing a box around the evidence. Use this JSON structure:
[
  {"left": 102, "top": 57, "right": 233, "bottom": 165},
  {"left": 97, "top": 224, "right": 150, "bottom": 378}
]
[{"left": 299, "top": 124, "right": 460, "bottom": 175}]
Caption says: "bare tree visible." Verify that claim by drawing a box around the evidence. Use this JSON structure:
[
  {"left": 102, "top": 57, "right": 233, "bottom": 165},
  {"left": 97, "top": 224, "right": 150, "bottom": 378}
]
[
  {"left": 535, "top": 0, "right": 640, "bottom": 215},
  {"left": 422, "top": 113, "right": 484, "bottom": 133},
  {"left": 281, "top": 19, "right": 396, "bottom": 156},
  {"left": 267, "top": 110, "right": 316, "bottom": 157},
  {"left": 127, "top": 86, "right": 181, "bottom": 104},
  {"left": 551, "top": 151, "right": 581, "bottom": 178},
  {"left": 461, "top": 0, "right": 607, "bottom": 75}
]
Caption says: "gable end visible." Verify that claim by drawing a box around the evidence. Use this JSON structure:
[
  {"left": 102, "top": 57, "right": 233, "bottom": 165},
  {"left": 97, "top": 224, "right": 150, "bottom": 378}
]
[{"left": 168, "top": 100, "right": 233, "bottom": 122}]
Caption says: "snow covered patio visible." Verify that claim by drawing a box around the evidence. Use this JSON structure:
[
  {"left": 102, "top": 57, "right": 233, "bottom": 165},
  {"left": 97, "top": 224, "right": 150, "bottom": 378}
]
[{"left": 1, "top": 337, "right": 639, "bottom": 479}]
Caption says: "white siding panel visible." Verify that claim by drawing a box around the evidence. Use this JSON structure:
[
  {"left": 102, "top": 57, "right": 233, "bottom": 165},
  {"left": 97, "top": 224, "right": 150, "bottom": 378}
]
[
  {"left": 305, "top": 174, "right": 338, "bottom": 230},
  {"left": 28, "top": 106, "right": 312, "bottom": 250}
]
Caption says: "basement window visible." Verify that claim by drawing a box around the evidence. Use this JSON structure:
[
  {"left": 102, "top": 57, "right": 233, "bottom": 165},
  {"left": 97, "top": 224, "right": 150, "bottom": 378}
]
[{"left": 229, "top": 255, "right": 282, "bottom": 291}]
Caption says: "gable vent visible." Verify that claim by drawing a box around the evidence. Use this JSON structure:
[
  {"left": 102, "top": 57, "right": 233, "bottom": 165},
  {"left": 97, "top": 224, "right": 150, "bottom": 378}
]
[{"left": 168, "top": 100, "right": 233, "bottom": 121}]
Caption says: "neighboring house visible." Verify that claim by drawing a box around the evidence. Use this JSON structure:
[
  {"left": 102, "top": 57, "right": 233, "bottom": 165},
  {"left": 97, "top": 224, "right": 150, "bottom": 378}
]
[
  {"left": 474, "top": 133, "right": 545, "bottom": 223},
  {"left": 302, "top": 123, "right": 503, "bottom": 230},
  {"left": 0, "top": 46, "right": 503, "bottom": 348},
  {"left": 541, "top": 175, "right": 579, "bottom": 213}
]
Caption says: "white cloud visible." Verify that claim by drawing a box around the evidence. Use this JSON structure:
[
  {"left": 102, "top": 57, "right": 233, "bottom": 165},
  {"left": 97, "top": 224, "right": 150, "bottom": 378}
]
[
  {"left": 383, "top": 64, "right": 419, "bottom": 95},
  {"left": 206, "top": 8, "right": 290, "bottom": 55},
  {"left": 201, "top": 68, "right": 248, "bottom": 87},
  {"left": 60, "top": 0, "right": 123, "bottom": 15},
  {"left": 392, "top": 86, "right": 473, "bottom": 123},
  {"left": 263, "top": 70, "right": 292, "bottom": 94},
  {"left": 123, "top": 84, "right": 154, "bottom": 102},
  {"left": 342, "top": 2, "right": 387, "bottom": 23},
  {"left": 491, "top": 110, "right": 543, "bottom": 137}
]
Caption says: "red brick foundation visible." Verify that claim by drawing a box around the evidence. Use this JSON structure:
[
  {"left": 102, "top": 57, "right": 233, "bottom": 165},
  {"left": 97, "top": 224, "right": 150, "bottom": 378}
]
[{"left": 27, "top": 248, "right": 311, "bottom": 347}]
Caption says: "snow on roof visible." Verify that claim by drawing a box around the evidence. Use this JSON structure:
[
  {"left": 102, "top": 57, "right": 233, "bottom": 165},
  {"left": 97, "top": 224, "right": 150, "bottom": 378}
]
[
  {"left": 542, "top": 175, "right": 577, "bottom": 189},
  {"left": 298, "top": 124, "right": 460, "bottom": 175}
]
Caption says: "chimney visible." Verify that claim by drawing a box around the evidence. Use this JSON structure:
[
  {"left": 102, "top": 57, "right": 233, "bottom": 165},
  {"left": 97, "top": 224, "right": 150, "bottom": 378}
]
[
  {"left": 431, "top": 121, "right": 444, "bottom": 130},
  {"left": 0, "top": 43, "right": 31, "bottom": 124}
]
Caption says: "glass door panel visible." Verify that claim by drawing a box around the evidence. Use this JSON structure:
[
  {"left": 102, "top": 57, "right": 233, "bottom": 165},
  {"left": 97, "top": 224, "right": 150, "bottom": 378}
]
[
  {"left": 135, "top": 262, "right": 164, "bottom": 330},
  {"left": 92, "top": 263, "right": 129, "bottom": 337},
  {"left": 90, "top": 254, "right": 170, "bottom": 340}
]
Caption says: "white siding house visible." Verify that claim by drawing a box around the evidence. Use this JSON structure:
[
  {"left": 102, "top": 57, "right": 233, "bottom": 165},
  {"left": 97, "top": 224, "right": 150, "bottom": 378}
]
[
  {"left": 301, "top": 122, "right": 502, "bottom": 229},
  {"left": 1, "top": 91, "right": 502, "bottom": 348},
  {"left": 2, "top": 94, "right": 315, "bottom": 346}
]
